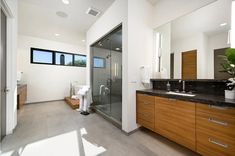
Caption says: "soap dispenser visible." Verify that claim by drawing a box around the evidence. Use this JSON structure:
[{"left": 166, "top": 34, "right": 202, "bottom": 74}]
[{"left": 166, "top": 81, "right": 171, "bottom": 92}]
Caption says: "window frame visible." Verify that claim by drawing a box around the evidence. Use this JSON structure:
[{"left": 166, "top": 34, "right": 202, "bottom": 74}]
[
  {"left": 30, "top": 47, "right": 86, "bottom": 67},
  {"left": 30, "top": 48, "right": 55, "bottom": 65},
  {"left": 93, "top": 56, "right": 106, "bottom": 68},
  {"left": 55, "top": 51, "right": 74, "bottom": 66},
  {"left": 74, "top": 54, "right": 87, "bottom": 67}
]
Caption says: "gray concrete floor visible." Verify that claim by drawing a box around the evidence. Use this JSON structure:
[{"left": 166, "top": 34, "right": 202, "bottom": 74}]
[{"left": 1, "top": 101, "right": 199, "bottom": 156}]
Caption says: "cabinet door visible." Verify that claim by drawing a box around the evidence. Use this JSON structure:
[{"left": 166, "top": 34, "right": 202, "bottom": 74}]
[
  {"left": 155, "top": 97, "right": 196, "bottom": 151},
  {"left": 196, "top": 103, "right": 235, "bottom": 156},
  {"left": 136, "top": 93, "right": 155, "bottom": 131}
]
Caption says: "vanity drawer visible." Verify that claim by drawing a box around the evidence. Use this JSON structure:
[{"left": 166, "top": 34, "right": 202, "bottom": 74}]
[
  {"left": 136, "top": 93, "right": 155, "bottom": 131},
  {"left": 137, "top": 93, "right": 155, "bottom": 108},
  {"left": 197, "top": 103, "right": 235, "bottom": 119},
  {"left": 197, "top": 130, "right": 235, "bottom": 156},
  {"left": 196, "top": 103, "right": 235, "bottom": 156},
  {"left": 196, "top": 103, "right": 235, "bottom": 138}
]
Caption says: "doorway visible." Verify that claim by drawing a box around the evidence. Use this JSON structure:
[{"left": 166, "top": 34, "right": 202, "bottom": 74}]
[
  {"left": 182, "top": 50, "right": 197, "bottom": 79},
  {"left": 214, "top": 48, "right": 230, "bottom": 79},
  {"left": 0, "top": 9, "right": 7, "bottom": 140}
]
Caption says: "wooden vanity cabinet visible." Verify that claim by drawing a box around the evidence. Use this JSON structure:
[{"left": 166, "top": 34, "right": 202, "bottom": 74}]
[
  {"left": 136, "top": 93, "right": 155, "bottom": 131},
  {"left": 136, "top": 93, "right": 196, "bottom": 151},
  {"left": 155, "top": 97, "right": 196, "bottom": 151},
  {"left": 17, "top": 84, "right": 27, "bottom": 109},
  {"left": 196, "top": 103, "right": 235, "bottom": 156},
  {"left": 136, "top": 93, "right": 235, "bottom": 155}
]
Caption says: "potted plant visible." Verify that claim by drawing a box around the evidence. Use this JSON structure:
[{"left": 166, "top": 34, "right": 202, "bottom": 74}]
[{"left": 220, "top": 48, "right": 235, "bottom": 99}]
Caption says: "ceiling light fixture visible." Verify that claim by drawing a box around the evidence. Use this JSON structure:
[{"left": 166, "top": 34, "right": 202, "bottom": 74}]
[
  {"left": 62, "top": 0, "right": 70, "bottom": 5},
  {"left": 220, "top": 23, "right": 227, "bottom": 27},
  {"left": 82, "top": 40, "right": 86, "bottom": 42},
  {"left": 55, "top": 33, "right": 60, "bottom": 36}
]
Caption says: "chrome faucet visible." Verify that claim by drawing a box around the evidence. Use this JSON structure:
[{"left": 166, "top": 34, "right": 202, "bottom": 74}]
[{"left": 179, "top": 80, "right": 186, "bottom": 93}]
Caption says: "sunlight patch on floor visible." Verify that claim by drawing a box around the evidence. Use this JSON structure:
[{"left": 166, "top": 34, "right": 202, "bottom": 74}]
[
  {"left": 19, "top": 131, "right": 79, "bottom": 156},
  {"left": 80, "top": 128, "right": 106, "bottom": 156},
  {"left": 1, "top": 129, "right": 107, "bottom": 156}
]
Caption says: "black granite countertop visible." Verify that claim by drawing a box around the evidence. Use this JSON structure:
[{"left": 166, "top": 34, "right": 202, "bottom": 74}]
[
  {"left": 150, "top": 79, "right": 227, "bottom": 82},
  {"left": 137, "top": 89, "right": 235, "bottom": 107}
]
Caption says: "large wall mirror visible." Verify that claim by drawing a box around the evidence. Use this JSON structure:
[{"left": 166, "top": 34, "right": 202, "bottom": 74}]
[{"left": 155, "top": 0, "right": 232, "bottom": 79}]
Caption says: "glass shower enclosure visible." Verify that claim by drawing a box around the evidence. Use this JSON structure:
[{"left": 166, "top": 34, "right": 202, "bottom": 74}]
[{"left": 91, "top": 26, "right": 122, "bottom": 126}]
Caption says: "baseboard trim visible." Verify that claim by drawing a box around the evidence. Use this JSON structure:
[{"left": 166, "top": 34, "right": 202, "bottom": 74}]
[
  {"left": 122, "top": 127, "right": 140, "bottom": 136},
  {"left": 25, "top": 99, "right": 64, "bottom": 105}
]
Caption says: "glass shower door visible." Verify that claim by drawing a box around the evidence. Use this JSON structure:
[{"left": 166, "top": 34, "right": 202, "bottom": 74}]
[
  {"left": 92, "top": 38, "right": 112, "bottom": 116},
  {"left": 91, "top": 26, "right": 122, "bottom": 126},
  {"left": 110, "top": 29, "right": 122, "bottom": 123}
]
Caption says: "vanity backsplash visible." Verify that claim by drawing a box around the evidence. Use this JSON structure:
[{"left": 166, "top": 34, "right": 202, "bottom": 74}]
[{"left": 151, "top": 79, "right": 227, "bottom": 96}]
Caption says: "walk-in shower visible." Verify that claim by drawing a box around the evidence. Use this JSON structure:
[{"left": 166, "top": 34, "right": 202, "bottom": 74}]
[{"left": 91, "top": 26, "right": 122, "bottom": 126}]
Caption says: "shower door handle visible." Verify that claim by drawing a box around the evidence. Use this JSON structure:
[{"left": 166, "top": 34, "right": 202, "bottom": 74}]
[{"left": 107, "top": 78, "right": 112, "bottom": 87}]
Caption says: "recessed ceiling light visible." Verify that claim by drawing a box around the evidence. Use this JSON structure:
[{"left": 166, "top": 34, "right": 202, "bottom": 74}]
[
  {"left": 56, "top": 11, "right": 68, "bottom": 18},
  {"left": 62, "top": 0, "right": 69, "bottom": 5},
  {"left": 115, "top": 48, "right": 120, "bottom": 51},
  {"left": 55, "top": 33, "right": 60, "bottom": 36},
  {"left": 82, "top": 40, "right": 86, "bottom": 42},
  {"left": 220, "top": 23, "right": 227, "bottom": 27}
]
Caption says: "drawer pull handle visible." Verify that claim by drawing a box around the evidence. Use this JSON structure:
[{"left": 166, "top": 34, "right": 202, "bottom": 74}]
[
  {"left": 208, "top": 105, "right": 228, "bottom": 110},
  {"left": 208, "top": 138, "right": 228, "bottom": 148},
  {"left": 168, "top": 98, "right": 176, "bottom": 101},
  {"left": 208, "top": 118, "right": 228, "bottom": 126}
]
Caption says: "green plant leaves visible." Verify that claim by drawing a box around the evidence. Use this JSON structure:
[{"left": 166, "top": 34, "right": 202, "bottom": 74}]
[{"left": 225, "top": 48, "right": 235, "bottom": 64}]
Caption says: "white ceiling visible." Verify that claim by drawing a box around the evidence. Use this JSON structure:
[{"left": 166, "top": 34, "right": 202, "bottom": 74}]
[
  {"left": 171, "top": 0, "right": 231, "bottom": 41},
  {"left": 18, "top": 0, "right": 115, "bottom": 45}
]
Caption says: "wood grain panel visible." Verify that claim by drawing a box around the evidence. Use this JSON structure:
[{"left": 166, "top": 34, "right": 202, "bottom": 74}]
[
  {"left": 136, "top": 93, "right": 155, "bottom": 131},
  {"left": 17, "top": 85, "right": 27, "bottom": 109},
  {"left": 182, "top": 50, "right": 197, "bottom": 79},
  {"left": 155, "top": 97, "right": 196, "bottom": 151},
  {"left": 196, "top": 103, "right": 235, "bottom": 156},
  {"left": 197, "top": 130, "right": 235, "bottom": 156}
]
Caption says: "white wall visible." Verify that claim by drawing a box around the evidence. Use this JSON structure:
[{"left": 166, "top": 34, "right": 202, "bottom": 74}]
[
  {"left": 172, "top": 33, "right": 208, "bottom": 79},
  {"left": 207, "top": 32, "right": 231, "bottom": 78},
  {"left": 86, "top": 0, "right": 129, "bottom": 131},
  {"left": 17, "top": 35, "right": 86, "bottom": 103},
  {"left": 126, "top": 0, "right": 154, "bottom": 132},
  {"left": 87, "top": 0, "right": 153, "bottom": 133},
  {"left": 155, "top": 23, "right": 171, "bottom": 77},
  {"left": 232, "top": 0, "right": 235, "bottom": 48}
]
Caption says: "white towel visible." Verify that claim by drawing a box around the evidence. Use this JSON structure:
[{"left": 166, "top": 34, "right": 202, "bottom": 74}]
[{"left": 76, "top": 86, "right": 93, "bottom": 112}]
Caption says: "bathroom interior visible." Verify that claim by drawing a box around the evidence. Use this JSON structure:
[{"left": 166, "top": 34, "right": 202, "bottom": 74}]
[{"left": 1, "top": 0, "right": 235, "bottom": 155}]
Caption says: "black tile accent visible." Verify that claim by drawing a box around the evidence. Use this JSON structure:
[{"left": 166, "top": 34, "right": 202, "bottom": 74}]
[{"left": 151, "top": 79, "right": 227, "bottom": 96}]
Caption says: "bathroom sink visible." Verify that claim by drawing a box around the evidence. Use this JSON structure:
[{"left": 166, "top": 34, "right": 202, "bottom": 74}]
[{"left": 166, "top": 91, "right": 196, "bottom": 97}]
